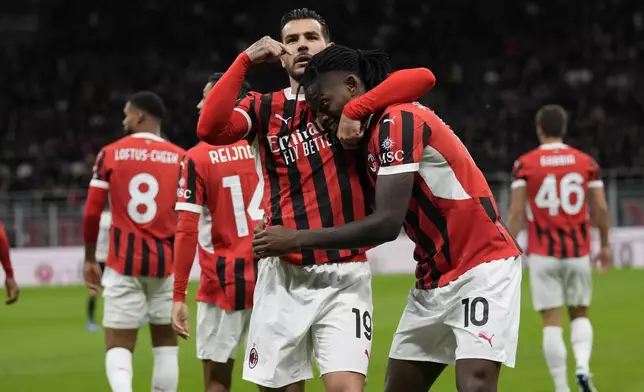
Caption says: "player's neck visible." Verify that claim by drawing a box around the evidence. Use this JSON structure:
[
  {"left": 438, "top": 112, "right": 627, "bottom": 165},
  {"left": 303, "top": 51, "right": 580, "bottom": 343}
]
[
  {"left": 132, "top": 127, "right": 161, "bottom": 137},
  {"left": 288, "top": 77, "right": 304, "bottom": 99},
  {"left": 539, "top": 137, "right": 564, "bottom": 146}
]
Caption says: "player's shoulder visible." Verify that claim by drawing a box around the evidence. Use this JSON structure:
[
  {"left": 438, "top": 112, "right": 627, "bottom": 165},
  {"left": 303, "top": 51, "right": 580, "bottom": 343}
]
[
  {"left": 184, "top": 141, "right": 212, "bottom": 161},
  {"left": 375, "top": 101, "right": 435, "bottom": 127}
]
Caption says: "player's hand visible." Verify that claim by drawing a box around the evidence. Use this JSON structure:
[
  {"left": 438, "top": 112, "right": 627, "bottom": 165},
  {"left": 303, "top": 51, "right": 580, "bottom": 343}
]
[
  {"left": 336, "top": 114, "right": 364, "bottom": 150},
  {"left": 4, "top": 277, "right": 19, "bottom": 305},
  {"left": 171, "top": 302, "right": 190, "bottom": 339},
  {"left": 83, "top": 261, "right": 103, "bottom": 295},
  {"left": 244, "top": 36, "right": 292, "bottom": 64},
  {"left": 252, "top": 225, "right": 300, "bottom": 257},
  {"left": 595, "top": 246, "right": 611, "bottom": 275}
]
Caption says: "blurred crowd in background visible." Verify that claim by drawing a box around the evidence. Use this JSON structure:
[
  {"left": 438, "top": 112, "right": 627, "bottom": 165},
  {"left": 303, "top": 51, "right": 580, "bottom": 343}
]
[{"left": 1, "top": 0, "right": 643, "bottom": 201}]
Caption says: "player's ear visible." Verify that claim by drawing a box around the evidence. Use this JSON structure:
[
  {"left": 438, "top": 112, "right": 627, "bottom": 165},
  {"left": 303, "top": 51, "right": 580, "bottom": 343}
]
[
  {"left": 326, "top": 41, "right": 335, "bottom": 48},
  {"left": 345, "top": 75, "right": 359, "bottom": 97}
]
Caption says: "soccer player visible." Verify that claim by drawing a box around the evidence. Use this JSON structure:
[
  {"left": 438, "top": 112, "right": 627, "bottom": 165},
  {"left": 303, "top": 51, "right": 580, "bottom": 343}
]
[
  {"left": 83, "top": 91, "right": 184, "bottom": 392},
  {"left": 506, "top": 105, "right": 610, "bottom": 392},
  {"left": 171, "top": 73, "right": 258, "bottom": 392},
  {"left": 252, "top": 45, "right": 523, "bottom": 392},
  {"left": 0, "top": 221, "right": 19, "bottom": 305},
  {"left": 197, "top": 8, "right": 436, "bottom": 392},
  {"left": 87, "top": 209, "right": 111, "bottom": 332}
]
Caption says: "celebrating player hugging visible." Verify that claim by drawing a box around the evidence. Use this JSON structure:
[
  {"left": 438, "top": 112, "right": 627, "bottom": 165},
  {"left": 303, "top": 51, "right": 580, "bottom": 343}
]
[
  {"left": 196, "top": 8, "right": 436, "bottom": 392},
  {"left": 252, "top": 45, "right": 523, "bottom": 392}
]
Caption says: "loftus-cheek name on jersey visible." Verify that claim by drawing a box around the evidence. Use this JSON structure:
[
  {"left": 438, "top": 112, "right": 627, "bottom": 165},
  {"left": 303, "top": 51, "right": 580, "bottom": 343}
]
[
  {"left": 209, "top": 144, "right": 254, "bottom": 164},
  {"left": 540, "top": 154, "right": 576, "bottom": 167},
  {"left": 267, "top": 122, "right": 335, "bottom": 166},
  {"left": 114, "top": 148, "right": 180, "bottom": 164},
  {"left": 367, "top": 150, "right": 405, "bottom": 172}
]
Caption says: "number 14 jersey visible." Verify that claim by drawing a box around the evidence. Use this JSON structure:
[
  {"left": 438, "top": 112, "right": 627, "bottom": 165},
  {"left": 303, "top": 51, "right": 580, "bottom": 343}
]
[
  {"left": 90, "top": 132, "right": 185, "bottom": 277},
  {"left": 511, "top": 142, "right": 603, "bottom": 258},
  {"left": 175, "top": 141, "right": 260, "bottom": 310}
]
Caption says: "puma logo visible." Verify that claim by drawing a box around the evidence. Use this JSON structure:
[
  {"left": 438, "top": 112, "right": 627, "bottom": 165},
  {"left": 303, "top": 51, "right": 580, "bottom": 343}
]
[
  {"left": 274, "top": 114, "right": 292, "bottom": 125},
  {"left": 364, "top": 349, "right": 370, "bottom": 359},
  {"left": 478, "top": 332, "right": 495, "bottom": 347},
  {"left": 383, "top": 116, "right": 396, "bottom": 125}
]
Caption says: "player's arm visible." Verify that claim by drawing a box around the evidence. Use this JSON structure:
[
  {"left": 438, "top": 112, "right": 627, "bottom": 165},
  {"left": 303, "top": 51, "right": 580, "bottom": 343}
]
[
  {"left": 507, "top": 159, "right": 528, "bottom": 238},
  {"left": 197, "top": 53, "right": 256, "bottom": 145},
  {"left": 343, "top": 68, "right": 436, "bottom": 120},
  {"left": 586, "top": 158, "right": 610, "bottom": 272},
  {"left": 295, "top": 173, "right": 412, "bottom": 250},
  {"left": 173, "top": 154, "right": 205, "bottom": 304},
  {"left": 197, "top": 37, "right": 290, "bottom": 145},
  {"left": 83, "top": 150, "right": 110, "bottom": 263},
  {"left": 0, "top": 223, "right": 14, "bottom": 280}
]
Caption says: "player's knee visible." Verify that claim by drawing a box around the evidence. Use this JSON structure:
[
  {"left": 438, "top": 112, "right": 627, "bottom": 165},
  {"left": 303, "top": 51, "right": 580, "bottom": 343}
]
[
  {"left": 205, "top": 380, "right": 229, "bottom": 392},
  {"left": 455, "top": 360, "right": 499, "bottom": 392},
  {"left": 568, "top": 306, "right": 588, "bottom": 319},
  {"left": 322, "top": 371, "right": 365, "bottom": 392},
  {"left": 457, "top": 376, "right": 492, "bottom": 392}
]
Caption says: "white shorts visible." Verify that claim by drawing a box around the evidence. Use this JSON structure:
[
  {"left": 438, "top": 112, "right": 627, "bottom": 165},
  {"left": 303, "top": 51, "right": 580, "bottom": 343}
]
[
  {"left": 389, "top": 256, "right": 522, "bottom": 368},
  {"left": 242, "top": 257, "right": 373, "bottom": 388},
  {"left": 529, "top": 254, "right": 592, "bottom": 311},
  {"left": 196, "top": 302, "right": 251, "bottom": 363},
  {"left": 101, "top": 267, "right": 173, "bottom": 329}
]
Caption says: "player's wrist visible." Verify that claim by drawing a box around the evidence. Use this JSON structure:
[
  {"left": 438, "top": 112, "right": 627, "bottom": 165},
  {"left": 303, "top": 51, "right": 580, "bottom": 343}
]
[
  {"left": 4, "top": 268, "right": 14, "bottom": 279},
  {"left": 172, "top": 295, "right": 186, "bottom": 303}
]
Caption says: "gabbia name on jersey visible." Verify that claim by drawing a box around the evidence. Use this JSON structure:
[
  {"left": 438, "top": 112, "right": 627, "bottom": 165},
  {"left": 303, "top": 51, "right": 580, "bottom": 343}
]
[
  {"left": 175, "top": 141, "right": 260, "bottom": 310},
  {"left": 89, "top": 132, "right": 184, "bottom": 278},
  {"left": 512, "top": 142, "right": 603, "bottom": 258},
  {"left": 366, "top": 102, "right": 522, "bottom": 289}
]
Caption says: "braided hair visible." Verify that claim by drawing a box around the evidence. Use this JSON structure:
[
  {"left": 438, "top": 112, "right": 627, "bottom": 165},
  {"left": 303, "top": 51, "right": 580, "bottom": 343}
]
[{"left": 300, "top": 45, "right": 391, "bottom": 95}]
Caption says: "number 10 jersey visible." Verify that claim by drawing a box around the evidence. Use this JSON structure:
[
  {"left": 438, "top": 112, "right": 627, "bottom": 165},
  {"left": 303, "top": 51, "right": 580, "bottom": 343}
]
[
  {"left": 90, "top": 132, "right": 185, "bottom": 277},
  {"left": 511, "top": 142, "right": 603, "bottom": 258}
]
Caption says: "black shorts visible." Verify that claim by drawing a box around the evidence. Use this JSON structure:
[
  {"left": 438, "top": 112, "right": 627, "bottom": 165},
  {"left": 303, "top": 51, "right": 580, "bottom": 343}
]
[{"left": 98, "top": 261, "right": 106, "bottom": 273}]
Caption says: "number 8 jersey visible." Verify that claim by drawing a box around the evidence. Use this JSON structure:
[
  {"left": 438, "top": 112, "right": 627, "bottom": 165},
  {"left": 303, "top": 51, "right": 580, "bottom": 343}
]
[
  {"left": 511, "top": 142, "right": 603, "bottom": 258},
  {"left": 90, "top": 132, "right": 185, "bottom": 277}
]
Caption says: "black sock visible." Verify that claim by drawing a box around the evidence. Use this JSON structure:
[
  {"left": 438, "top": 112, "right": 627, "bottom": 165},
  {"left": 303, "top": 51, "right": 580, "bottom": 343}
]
[{"left": 88, "top": 296, "right": 97, "bottom": 323}]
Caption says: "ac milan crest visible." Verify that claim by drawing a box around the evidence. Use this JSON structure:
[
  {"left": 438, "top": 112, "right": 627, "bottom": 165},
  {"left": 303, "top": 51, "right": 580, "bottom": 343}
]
[{"left": 248, "top": 347, "right": 259, "bottom": 369}]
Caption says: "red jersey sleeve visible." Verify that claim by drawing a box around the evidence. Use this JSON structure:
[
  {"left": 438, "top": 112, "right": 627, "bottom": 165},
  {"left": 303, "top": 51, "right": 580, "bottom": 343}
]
[
  {"left": 511, "top": 156, "right": 529, "bottom": 189},
  {"left": 587, "top": 156, "right": 603, "bottom": 188},
  {"left": 370, "top": 109, "right": 430, "bottom": 176},
  {"left": 197, "top": 53, "right": 260, "bottom": 145},
  {"left": 343, "top": 68, "right": 436, "bottom": 120},
  {"left": 175, "top": 152, "right": 206, "bottom": 214},
  {"left": 89, "top": 148, "right": 111, "bottom": 190}
]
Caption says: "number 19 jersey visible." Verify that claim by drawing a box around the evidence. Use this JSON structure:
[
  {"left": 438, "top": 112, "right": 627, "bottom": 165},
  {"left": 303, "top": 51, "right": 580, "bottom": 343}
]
[
  {"left": 511, "top": 142, "right": 603, "bottom": 258},
  {"left": 90, "top": 132, "right": 185, "bottom": 277}
]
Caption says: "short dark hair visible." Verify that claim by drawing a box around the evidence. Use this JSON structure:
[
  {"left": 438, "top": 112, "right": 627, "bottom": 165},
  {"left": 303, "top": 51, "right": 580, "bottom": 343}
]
[
  {"left": 301, "top": 45, "right": 391, "bottom": 92},
  {"left": 128, "top": 91, "right": 166, "bottom": 121},
  {"left": 208, "top": 73, "right": 252, "bottom": 100},
  {"left": 280, "top": 8, "right": 330, "bottom": 41},
  {"left": 536, "top": 104, "right": 568, "bottom": 137}
]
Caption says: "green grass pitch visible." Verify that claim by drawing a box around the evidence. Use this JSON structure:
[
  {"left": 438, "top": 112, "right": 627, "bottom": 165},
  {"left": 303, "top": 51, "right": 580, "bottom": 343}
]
[{"left": 1, "top": 269, "right": 642, "bottom": 391}]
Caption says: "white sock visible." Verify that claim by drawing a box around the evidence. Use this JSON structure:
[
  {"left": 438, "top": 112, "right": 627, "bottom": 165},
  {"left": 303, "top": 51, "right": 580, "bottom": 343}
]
[
  {"left": 543, "top": 326, "right": 570, "bottom": 392},
  {"left": 152, "top": 346, "right": 179, "bottom": 392},
  {"left": 106, "top": 347, "right": 133, "bottom": 392},
  {"left": 571, "top": 317, "right": 593, "bottom": 375}
]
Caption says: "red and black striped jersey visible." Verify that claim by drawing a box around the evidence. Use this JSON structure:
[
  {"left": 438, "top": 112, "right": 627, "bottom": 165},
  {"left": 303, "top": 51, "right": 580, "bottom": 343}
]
[
  {"left": 176, "top": 141, "right": 259, "bottom": 310},
  {"left": 512, "top": 143, "right": 602, "bottom": 258},
  {"left": 366, "top": 102, "right": 522, "bottom": 289},
  {"left": 90, "top": 132, "right": 184, "bottom": 277},
  {"left": 235, "top": 88, "right": 370, "bottom": 265}
]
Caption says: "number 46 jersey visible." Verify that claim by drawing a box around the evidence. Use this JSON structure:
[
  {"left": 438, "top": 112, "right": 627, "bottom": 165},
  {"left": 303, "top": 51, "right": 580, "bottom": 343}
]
[
  {"left": 511, "top": 142, "right": 603, "bottom": 258},
  {"left": 175, "top": 141, "right": 261, "bottom": 309},
  {"left": 90, "top": 132, "right": 185, "bottom": 277}
]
